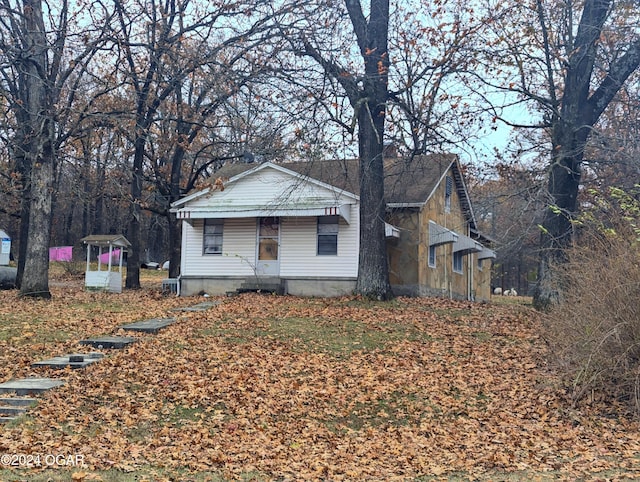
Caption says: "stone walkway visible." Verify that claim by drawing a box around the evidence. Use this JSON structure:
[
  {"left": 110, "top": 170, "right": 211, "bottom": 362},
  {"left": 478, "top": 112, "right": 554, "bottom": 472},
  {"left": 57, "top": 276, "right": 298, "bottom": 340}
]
[{"left": 0, "top": 300, "right": 219, "bottom": 424}]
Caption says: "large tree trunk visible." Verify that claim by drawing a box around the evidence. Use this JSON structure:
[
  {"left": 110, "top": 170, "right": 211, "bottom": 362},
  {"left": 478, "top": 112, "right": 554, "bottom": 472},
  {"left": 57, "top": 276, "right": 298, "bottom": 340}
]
[
  {"left": 355, "top": 101, "right": 392, "bottom": 300},
  {"left": 167, "top": 213, "right": 181, "bottom": 279},
  {"left": 534, "top": 82, "right": 592, "bottom": 308},
  {"left": 534, "top": 119, "right": 586, "bottom": 308},
  {"left": 534, "top": 152, "right": 581, "bottom": 308},
  {"left": 21, "top": 150, "right": 53, "bottom": 298},
  {"left": 351, "top": 0, "right": 393, "bottom": 300},
  {"left": 532, "top": 0, "right": 640, "bottom": 308},
  {"left": 167, "top": 136, "right": 185, "bottom": 280},
  {"left": 19, "top": 0, "right": 53, "bottom": 299},
  {"left": 15, "top": 148, "right": 30, "bottom": 289},
  {"left": 125, "top": 138, "right": 144, "bottom": 289}
]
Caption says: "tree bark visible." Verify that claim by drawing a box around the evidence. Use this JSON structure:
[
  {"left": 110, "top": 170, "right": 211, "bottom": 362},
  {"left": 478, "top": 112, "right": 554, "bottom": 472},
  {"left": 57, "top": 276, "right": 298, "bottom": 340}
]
[
  {"left": 125, "top": 137, "right": 144, "bottom": 289},
  {"left": 19, "top": 0, "right": 54, "bottom": 299},
  {"left": 21, "top": 150, "right": 53, "bottom": 298},
  {"left": 167, "top": 130, "right": 186, "bottom": 280},
  {"left": 355, "top": 102, "right": 392, "bottom": 299},
  {"left": 15, "top": 147, "right": 31, "bottom": 289},
  {"left": 348, "top": 0, "right": 393, "bottom": 300},
  {"left": 167, "top": 213, "right": 181, "bottom": 279},
  {"left": 534, "top": 122, "right": 586, "bottom": 308}
]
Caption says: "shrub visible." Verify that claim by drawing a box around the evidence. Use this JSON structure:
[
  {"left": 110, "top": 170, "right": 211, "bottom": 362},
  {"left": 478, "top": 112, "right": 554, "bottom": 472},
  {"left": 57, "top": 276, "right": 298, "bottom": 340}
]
[{"left": 544, "top": 186, "right": 640, "bottom": 415}]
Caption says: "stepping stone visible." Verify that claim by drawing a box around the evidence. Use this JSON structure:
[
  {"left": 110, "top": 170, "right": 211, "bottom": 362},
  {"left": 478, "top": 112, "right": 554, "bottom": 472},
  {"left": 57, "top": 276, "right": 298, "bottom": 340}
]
[
  {"left": 32, "top": 352, "right": 104, "bottom": 369},
  {"left": 121, "top": 317, "right": 176, "bottom": 334},
  {"left": 79, "top": 336, "right": 137, "bottom": 349},
  {"left": 0, "top": 397, "right": 37, "bottom": 407},
  {"left": 172, "top": 301, "right": 219, "bottom": 312},
  {"left": 0, "top": 378, "right": 65, "bottom": 396},
  {"left": 0, "top": 397, "right": 37, "bottom": 424}
]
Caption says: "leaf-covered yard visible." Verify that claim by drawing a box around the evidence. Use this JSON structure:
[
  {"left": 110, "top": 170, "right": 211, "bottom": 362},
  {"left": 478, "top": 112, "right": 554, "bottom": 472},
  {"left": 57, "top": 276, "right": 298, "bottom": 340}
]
[{"left": 1, "top": 276, "right": 640, "bottom": 481}]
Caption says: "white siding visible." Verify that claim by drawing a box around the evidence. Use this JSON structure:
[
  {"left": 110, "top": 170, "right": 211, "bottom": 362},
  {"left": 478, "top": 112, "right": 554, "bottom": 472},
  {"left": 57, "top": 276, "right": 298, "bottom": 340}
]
[
  {"left": 181, "top": 218, "right": 256, "bottom": 277},
  {"left": 178, "top": 165, "right": 360, "bottom": 281},
  {"left": 280, "top": 204, "right": 359, "bottom": 278}
]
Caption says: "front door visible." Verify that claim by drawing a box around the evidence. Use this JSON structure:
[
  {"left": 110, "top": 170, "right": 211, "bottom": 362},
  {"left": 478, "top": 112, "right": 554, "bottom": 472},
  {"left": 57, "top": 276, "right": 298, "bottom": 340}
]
[{"left": 256, "top": 217, "right": 280, "bottom": 276}]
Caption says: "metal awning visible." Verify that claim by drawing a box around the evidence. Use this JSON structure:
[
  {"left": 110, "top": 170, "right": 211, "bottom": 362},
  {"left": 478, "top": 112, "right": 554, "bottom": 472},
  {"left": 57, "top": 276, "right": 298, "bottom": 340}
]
[
  {"left": 478, "top": 247, "right": 497, "bottom": 260},
  {"left": 453, "top": 234, "right": 484, "bottom": 254},
  {"left": 429, "top": 221, "right": 458, "bottom": 246},
  {"left": 174, "top": 203, "right": 353, "bottom": 224}
]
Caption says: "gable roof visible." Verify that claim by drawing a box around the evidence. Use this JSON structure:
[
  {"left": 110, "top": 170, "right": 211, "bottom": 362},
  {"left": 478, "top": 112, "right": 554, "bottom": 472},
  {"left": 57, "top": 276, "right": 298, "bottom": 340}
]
[
  {"left": 170, "top": 161, "right": 358, "bottom": 223},
  {"left": 172, "top": 161, "right": 358, "bottom": 209},
  {"left": 176, "top": 154, "right": 477, "bottom": 228},
  {"left": 80, "top": 234, "right": 132, "bottom": 249}
]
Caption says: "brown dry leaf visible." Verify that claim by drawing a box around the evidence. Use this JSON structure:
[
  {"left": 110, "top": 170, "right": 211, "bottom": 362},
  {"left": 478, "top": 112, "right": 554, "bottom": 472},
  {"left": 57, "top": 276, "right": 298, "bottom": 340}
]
[{"left": 1, "top": 285, "right": 640, "bottom": 480}]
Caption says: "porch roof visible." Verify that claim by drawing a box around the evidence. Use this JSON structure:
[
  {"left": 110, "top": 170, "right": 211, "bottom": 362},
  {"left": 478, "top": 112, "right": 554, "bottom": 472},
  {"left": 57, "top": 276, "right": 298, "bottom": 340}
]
[{"left": 175, "top": 202, "right": 353, "bottom": 224}]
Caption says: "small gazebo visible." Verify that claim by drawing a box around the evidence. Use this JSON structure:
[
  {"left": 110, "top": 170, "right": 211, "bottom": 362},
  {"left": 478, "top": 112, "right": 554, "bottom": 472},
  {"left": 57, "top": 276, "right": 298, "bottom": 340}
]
[{"left": 80, "top": 235, "right": 131, "bottom": 293}]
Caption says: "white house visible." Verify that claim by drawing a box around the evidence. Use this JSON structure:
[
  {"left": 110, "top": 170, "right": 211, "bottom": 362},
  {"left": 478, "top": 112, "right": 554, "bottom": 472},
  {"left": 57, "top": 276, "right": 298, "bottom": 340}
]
[{"left": 171, "top": 161, "right": 365, "bottom": 296}]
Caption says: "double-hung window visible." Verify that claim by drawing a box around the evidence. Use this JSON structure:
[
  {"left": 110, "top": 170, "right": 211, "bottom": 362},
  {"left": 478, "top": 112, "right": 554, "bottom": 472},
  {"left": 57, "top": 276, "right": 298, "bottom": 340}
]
[
  {"left": 203, "top": 219, "right": 223, "bottom": 255},
  {"left": 428, "top": 245, "right": 436, "bottom": 268},
  {"left": 453, "top": 251, "right": 463, "bottom": 273},
  {"left": 317, "top": 216, "right": 339, "bottom": 255}
]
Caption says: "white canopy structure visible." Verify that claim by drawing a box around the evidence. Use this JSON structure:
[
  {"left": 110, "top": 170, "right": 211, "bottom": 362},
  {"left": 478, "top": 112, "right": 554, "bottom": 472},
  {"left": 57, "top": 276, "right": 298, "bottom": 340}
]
[{"left": 80, "top": 235, "right": 131, "bottom": 293}]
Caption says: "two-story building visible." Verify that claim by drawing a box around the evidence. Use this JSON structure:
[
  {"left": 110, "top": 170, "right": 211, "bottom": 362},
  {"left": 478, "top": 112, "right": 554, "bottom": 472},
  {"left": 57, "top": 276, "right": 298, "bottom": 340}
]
[{"left": 170, "top": 154, "right": 495, "bottom": 300}]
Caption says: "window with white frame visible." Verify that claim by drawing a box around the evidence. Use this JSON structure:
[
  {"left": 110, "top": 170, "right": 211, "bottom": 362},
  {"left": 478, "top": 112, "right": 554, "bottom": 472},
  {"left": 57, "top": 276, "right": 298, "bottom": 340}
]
[
  {"left": 453, "top": 250, "right": 463, "bottom": 273},
  {"left": 203, "top": 219, "right": 223, "bottom": 255},
  {"left": 317, "top": 216, "right": 339, "bottom": 255},
  {"left": 477, "top": 256, "right": 483, "bottom": 271}
]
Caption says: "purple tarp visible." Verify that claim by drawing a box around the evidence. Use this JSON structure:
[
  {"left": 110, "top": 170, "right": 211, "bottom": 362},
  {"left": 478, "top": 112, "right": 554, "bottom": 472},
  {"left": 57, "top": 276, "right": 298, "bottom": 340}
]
[
  {"left": 49, "top": 246, "right": 73, "bottom": 262},
  {"left": 98, "top": 249, "right": 121, "bottom": 265}
]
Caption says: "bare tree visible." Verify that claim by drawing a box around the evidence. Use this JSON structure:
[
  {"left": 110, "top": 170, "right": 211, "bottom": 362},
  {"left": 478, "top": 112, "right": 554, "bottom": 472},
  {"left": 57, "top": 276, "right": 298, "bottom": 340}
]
[
  {"left": 111, "top": 0, "right": 283, "bottom": 289},
  {"left": 471, "top": 0, "right": 640, "bottom": 307},
  {"left": 0, "top": 0, "right": 114, "bottom": 297}
]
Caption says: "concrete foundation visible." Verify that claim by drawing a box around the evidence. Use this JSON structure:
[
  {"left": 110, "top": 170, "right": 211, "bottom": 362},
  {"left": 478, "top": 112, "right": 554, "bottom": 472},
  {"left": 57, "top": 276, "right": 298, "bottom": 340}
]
[{"left": 179, "top": 276, "right": 356, "bottom": 297}]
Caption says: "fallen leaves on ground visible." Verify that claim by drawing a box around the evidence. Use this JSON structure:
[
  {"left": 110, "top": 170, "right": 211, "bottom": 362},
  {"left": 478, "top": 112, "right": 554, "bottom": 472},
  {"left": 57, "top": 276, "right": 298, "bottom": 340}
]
[{"left": 1, "top": 285, "right": 640, "bottom": 481}]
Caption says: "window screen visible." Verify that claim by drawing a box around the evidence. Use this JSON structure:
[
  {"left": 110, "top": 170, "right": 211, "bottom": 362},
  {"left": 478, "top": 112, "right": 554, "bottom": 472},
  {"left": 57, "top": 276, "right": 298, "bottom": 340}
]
[{"left": 317, "top": 216, "right": 338, "bottom": 255}]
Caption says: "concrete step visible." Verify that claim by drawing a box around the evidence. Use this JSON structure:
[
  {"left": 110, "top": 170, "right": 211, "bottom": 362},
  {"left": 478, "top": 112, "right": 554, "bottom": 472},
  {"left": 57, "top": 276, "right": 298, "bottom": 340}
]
[
  {"left": 0, "top": 378, "right": 65, "bottom": 396},
  {"left": 0, "top": 397, "right": 37, "bottom": 407},
  {"left": 121, "top": 317, "right": 176, "bottom": 334},
  {"left": 238, "top": 278, "right": 284, "bottom": 294},
  {"left": 0, "top": 405, "right": 29, "bottom": 416},
  {"left": 0, "top": 397, "right": 36, "bottom": 423}
]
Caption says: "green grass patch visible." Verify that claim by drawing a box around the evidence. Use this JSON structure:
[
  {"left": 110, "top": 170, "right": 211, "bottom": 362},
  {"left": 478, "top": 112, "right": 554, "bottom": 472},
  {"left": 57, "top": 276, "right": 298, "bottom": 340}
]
[
  {"left": 199, "top": 316, "right": 431, "bottom": 356},
  {"left": 160, "top": 403, "right": 206, "bottom": 427},
  {"left": 471, "top": 331, "right": 493, "bottom": 341},
  {"left": 0, "top": 316, "right": 70, "bottom": 345}
]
